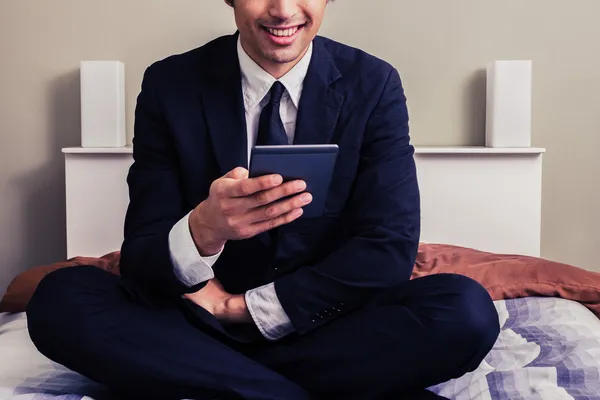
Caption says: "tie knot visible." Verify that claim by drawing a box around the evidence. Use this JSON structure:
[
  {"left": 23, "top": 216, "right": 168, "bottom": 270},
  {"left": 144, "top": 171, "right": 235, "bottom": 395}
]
[{"left": 269, "top": 81, "right": 286, "bottom": 105}]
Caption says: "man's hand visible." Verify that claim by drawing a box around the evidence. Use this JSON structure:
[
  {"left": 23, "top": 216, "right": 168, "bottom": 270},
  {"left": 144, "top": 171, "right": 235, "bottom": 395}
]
[
  {"left": 189, "top": 167, "right": 312, "bottom": 256},
  {"left": 184, "top": 278, "right": 252, "bottom": 323}
]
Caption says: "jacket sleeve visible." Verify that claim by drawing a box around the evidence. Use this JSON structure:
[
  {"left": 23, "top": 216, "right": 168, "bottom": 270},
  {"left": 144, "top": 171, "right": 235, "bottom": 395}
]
[
  {"left": 119, "top": 66, "right": 210, "bottom": 295},
  {"left": 274, "top": 67, "right": 421, "bottom": 335}
]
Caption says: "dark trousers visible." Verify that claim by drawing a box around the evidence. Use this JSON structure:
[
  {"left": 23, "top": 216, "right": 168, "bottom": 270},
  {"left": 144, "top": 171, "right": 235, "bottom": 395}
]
[{"left": 26, "top": 266, "right": 499, "bottom": 400}]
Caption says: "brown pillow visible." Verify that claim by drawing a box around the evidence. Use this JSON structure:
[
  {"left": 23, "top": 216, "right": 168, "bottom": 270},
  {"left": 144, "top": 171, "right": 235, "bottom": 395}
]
[
  {"left": 3, "top": 244, "right": 600, "bottom": 318},
  {"left": 412, "top": 243, "right": 600, "bottom": 318},
  {"left": 0, "top": 252, "right": 120, "bottom": 313}
]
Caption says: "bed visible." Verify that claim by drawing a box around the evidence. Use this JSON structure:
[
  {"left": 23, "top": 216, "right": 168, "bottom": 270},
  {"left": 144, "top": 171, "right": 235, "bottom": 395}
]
[
  {"left": 2, "top": 294, "right": 600, "bottom": 399},
  {"left": 1, "top": 145, "right": 599, "bottom": 399}
]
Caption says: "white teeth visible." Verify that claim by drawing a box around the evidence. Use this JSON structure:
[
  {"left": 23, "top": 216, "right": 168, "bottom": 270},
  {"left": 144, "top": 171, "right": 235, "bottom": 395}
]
[{"left": 267, "top": 26, "right": 299, "bottom": 37}]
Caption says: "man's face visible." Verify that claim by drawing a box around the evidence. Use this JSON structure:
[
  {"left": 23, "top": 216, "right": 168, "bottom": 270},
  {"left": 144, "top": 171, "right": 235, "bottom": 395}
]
[{"left": 228, "top": 0, "right": 328, "bottom": 74}]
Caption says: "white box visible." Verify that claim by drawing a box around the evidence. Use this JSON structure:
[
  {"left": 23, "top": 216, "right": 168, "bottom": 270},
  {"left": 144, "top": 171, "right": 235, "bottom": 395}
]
[
  {"left": 80, "top": 61, "right": 126, "bottom": 147},
  {"left": 485, "top": 60, "right": 532, "bottom": 147}
]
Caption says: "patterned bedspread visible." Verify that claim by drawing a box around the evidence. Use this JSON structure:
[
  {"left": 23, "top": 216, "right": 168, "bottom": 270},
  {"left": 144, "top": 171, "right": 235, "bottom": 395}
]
[
  {"left": 1, "top": 297, "right": 599, "bottom": 399},
  {"left": 430, "top": 297, "right": 600, "bottom": 399}
]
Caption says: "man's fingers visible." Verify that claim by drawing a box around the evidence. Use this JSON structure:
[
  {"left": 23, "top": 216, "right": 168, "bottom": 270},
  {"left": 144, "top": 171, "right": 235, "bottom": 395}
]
[
  {"left": 232, "top": 167, "right": 249, "bottom": 180},
  {"left": 253, "top": 208, "right": 305, "bottom": 234},
  {"left": 215, "top": 168, "right": 250, "bottom": 197},
  {"left": 221, "top": 179, "right": 306, "bottom": 214},
  {"left": 227, "top": 174, "right": 283, "bottom": 198},
  {"left": 224, "top": 167, "right": 248, "bottom": 180},
  {"left": 246, "top": 192, "right": 312, "bottom": 224},
  {"left": 251, "top": 180, "right": 307, "bottom": 208}
]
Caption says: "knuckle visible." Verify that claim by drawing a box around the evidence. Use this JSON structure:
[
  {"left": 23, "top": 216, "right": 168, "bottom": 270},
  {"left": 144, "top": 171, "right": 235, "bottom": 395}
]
[
  {"left": 256, "top": 191, "right": 270, "bottom": 204},
  {"left": 286, "top": 182, "right": 299, "bottom": 194},
  {"left": 220, "top": 202, "right": 233, "bottom": 216},
  {"left": 264, "top": 205, "right": 277, "bottom": 218},
  {"left": 240, "top": 181, "right": 253, "bottom": 196},
  {"left": 268, "top": 218, "right": 279, "bottom": 230},
  {"left": 233, "top": 182, "right": 244, "bottom": 197},
  {"left": 211, "top": 182, "right": 223, "bottom": 196},
  {"left": 266, "top": 176, "right": 281, "bottom": 189},
  {"left": 237, "top": 226, "right": 252, "bottom": 239},
  {"left": 224, "top": 216, "right": 236, "bottom": 228},
  {"left": 232, "top": 225, "right": 243, "bottom": 237}
]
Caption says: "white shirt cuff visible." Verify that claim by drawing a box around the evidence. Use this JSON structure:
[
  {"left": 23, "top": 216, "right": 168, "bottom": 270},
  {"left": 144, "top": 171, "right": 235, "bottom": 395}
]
[
  {"left": 245, "top": 282, "right": 295, "bottom": 341},
  {"left": 168, "top": 211, "right": 221, "bottom": 287}
]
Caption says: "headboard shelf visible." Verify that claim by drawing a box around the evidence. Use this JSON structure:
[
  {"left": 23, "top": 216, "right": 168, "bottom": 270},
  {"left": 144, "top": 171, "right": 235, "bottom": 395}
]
[
  {"left": 62, "top": 145, "right": 546, "bottom": 155},
  {"left": 62, "top": 146, "right": 133, "bottom": 154},
  {"left": 414, "top": 146, "right": 545, "bottom": 155}
]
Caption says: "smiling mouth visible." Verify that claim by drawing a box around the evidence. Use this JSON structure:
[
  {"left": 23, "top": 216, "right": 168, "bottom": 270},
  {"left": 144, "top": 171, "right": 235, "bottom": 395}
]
[{"left": 262, "top": 24, "right": 305, "bottom": 38}]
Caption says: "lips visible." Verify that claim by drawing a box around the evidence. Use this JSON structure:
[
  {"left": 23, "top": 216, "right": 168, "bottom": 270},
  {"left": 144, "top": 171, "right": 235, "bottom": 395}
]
[{"left": 261, "top": 24, "right": 305, "bottom": 46}]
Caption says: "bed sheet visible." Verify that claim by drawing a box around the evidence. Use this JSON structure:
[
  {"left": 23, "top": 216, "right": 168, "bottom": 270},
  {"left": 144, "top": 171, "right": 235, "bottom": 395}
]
[
  {"left": 0, "top": 312, "right": 109, "bottom": 400},
  {"left": 430, "top": 297, "right": 600, "bottom": 399},
  {"left": 1, "top": 297, "right": 599, "bottom": 399}
]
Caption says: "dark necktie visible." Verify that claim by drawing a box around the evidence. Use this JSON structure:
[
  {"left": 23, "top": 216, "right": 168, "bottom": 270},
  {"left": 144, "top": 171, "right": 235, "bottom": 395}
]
[
  {"left": 256, "top": 81, "right": 289, "bottom": 146},
  {"left": 255, "top": 82, "right": 288, "bottom": 256}
]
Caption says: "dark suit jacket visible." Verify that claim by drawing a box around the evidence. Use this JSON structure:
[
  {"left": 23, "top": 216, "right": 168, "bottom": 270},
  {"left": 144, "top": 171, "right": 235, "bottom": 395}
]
[{"left": 120, "top": 33, "right": 421, "bottom": 336}]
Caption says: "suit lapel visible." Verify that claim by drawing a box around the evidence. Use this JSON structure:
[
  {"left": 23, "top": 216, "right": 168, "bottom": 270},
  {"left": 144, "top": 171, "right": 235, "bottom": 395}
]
[
  {"left": 199, "top": 34, "right": 249, "bottom": 176},
  {"left": 198, "top": 33, "right": 272, "bottom": 249},
  {"left": 294, "top": 37, "right": 345, "bottom": 145}
]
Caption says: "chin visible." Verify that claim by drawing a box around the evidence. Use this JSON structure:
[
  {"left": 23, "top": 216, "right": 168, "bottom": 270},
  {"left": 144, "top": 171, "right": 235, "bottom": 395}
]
[
  {"left": 267, "top": 52, "right": 303, "bottom": 64},
  {"left": 263, "top": 43, "right": 309, "bottom": 64}
]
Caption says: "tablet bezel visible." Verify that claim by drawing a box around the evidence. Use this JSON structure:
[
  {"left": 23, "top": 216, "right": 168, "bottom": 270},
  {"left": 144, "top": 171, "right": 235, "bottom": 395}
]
[{"left": 251, "top": 144, "right": 339, "bottom": 158}]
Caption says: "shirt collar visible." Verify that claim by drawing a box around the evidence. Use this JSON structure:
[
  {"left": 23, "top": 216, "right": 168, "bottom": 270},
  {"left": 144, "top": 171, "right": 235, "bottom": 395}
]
[{"left": 237, "top": 36, "right": 313, "bottom": 110}]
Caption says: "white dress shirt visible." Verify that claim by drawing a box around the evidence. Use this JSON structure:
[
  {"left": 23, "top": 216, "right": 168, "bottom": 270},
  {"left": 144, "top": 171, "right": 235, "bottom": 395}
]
[{"left": 167, "top": 36, "right": 313, "bottom": 341}]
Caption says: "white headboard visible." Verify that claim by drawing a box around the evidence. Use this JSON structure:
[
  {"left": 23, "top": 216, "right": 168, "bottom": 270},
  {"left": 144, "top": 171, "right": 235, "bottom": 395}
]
[
  {"left": 414, "top": 147, "right": 545, "bottom": 257},
  {"left": 62, "top": 145, "right": 545, "bottom": 259}
]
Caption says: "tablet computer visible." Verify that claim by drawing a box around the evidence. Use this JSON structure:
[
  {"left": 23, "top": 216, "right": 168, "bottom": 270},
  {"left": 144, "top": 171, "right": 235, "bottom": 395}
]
[{"left": 249, "top": 144, "right": 339, "bottom": 219}]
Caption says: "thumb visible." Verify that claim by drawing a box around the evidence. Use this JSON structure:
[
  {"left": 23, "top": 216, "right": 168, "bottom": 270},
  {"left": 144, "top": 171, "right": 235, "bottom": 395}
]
[{"left": 225, "top": 167, "right": 249, "bottom": 181}]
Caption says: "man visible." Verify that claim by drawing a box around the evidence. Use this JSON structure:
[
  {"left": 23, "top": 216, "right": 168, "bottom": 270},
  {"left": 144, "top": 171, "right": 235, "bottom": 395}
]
[{"left": 26, "top": 0, "right": 500, "bottom": 399}]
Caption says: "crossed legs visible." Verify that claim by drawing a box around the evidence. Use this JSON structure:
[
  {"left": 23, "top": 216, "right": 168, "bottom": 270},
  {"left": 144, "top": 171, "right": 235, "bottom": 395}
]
[{"left": 27, "top": 266, "right": 499, "bottom": 399}]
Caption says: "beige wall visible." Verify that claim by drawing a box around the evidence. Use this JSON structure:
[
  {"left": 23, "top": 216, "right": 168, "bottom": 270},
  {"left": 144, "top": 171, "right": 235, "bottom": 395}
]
[{"left": 1, "top": 0, "right": 599, "bottom": 291}]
